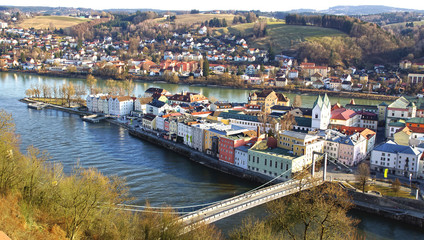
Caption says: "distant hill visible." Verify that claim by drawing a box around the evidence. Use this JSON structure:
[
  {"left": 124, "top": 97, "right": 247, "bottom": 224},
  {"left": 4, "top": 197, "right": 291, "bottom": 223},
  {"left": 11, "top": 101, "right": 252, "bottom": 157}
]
[{"left": 319, "top": 5, "right": 416, "bottom": 15}]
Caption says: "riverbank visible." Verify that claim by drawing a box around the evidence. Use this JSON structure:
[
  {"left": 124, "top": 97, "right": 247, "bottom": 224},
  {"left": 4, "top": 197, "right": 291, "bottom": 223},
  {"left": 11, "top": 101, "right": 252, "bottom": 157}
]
[
  {"left": 18, "top": 98, "right": 424, "bottom": 229},
  {"left": 5, "top": 69, "right": 399, "bottom": 101}
]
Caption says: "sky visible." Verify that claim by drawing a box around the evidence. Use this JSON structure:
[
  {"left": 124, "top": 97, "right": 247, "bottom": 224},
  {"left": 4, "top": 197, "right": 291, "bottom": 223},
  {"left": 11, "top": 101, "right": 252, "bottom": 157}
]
[{"left": 4, "top": 0, "right": 424, "bottom": 12}]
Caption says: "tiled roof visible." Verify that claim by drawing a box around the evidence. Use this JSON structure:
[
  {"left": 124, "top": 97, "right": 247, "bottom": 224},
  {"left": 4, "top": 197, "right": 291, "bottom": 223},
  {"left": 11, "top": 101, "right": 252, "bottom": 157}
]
[
  {"left": 331, "top": 108, "right": 356, "bottom": 120},
  {"left": 294, "top": 116, "right": 311, "bottom": 127},
  {"left": 374, "top": 141, "right": 421, "bottom": 155},
  {"left": 219, "top": 112, "right": 259, "bottom": 122},
  {"left": 388, "top": 96, "right": 410, "bottom": 109},
  {"left": 406, "top": 117, "right": 424, "bottom": 124}
]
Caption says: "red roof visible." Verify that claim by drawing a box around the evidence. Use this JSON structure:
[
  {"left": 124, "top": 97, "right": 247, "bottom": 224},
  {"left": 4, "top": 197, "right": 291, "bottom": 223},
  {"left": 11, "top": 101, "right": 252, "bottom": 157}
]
[{"left": 331, "top": 108, "right": 357, "bottom": 120}]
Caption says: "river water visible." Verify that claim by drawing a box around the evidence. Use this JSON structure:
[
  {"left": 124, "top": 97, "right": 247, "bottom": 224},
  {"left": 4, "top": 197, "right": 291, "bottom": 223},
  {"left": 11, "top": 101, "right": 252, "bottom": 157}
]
[{"left": 0, "top": 72, "right": 423, "bottom": 239}]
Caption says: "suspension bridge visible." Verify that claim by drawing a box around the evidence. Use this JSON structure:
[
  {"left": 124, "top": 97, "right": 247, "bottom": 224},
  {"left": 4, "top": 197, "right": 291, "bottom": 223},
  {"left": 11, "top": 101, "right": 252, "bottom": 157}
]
[{"left": 116, "top": 152, "right": 328, "bottom": 231}]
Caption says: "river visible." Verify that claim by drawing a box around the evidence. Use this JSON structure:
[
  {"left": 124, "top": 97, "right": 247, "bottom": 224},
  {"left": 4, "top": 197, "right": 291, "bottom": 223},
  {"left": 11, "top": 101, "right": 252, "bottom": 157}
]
[{"left": 0, "top": 72, "right": 423, "bottom": 239}]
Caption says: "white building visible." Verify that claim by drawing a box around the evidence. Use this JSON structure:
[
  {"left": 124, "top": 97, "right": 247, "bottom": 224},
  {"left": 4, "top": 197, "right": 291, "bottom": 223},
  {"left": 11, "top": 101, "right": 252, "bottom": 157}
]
[
  {"left": 147, "top": 100, "right": 172, "bottom": 116},
  {"left": 178, "top": 121, "right": 195, "bottom": 148},
  {"left": 192, "top": 123, "right": 215, "bottom": 152},
  {"left": 371, "top": 140, "right": 422, "bottom": 178},
  {"left": 108, "top": 96, "right": 134, "bottom": 116},
  {"left": 235, "top": 145, "right": 250, "bottom": 170},
  {"left": 312, "top": 94, "right": 331, "bottom": 130}
]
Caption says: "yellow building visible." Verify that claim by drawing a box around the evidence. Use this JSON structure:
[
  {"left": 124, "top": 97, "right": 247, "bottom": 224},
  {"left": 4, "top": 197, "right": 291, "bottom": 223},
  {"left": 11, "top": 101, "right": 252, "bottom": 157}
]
[
  {"left": 248, "top": 90, "right": 290, "bottom": 113},
  {"left": 277, "top": 130, "right": 324, "bottom": 162},
  {"left": 394, "top": 127, "right": 411, "bottom": 146}
]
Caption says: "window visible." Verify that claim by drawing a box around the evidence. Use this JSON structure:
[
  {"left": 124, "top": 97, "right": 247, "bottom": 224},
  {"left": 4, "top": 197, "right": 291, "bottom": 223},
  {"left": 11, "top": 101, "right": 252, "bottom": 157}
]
[{"left": 270, "top": 160, "right": 272, "bottom": 166}]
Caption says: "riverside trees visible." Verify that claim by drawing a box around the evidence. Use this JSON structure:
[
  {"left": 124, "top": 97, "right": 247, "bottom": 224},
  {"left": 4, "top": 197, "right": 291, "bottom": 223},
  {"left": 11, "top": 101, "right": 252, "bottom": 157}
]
[
  {"left": 0, "top": 110, "right": 223, "bottom": 239},
  {"left": 230, "top": 182, "right": 359, "bottom": 240}
]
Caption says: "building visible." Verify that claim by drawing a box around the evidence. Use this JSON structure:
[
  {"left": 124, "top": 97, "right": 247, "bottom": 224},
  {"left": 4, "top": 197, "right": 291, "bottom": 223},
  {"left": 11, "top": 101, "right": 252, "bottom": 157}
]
[
  {"left": 394, "top": 126, "right": 424, "bottom": 147},
  {"left": 218, "top": 111, "right": 275, "bottom": 132},
  {"left": 134, "top": 97, "right": 153, "bottom": 113},
  {"left": 408, "top": 73, "right": 424, "bottom": 84},
  {"left": 147, "top": 100, "right": 172, "bottom": 116},
  {"left": 358, "top": 111, "right": 378, "bottom": 131},
  {"left": 248, "top": 90, "right": 290, "bottom": 113},
  {"left": 108, "top": 96, "right": 134, "bottom": 116},
  {"left": 371, "top": 140, "right": 422, "bottom": 178},
  {"left": 330, "top": 108, "right": 360, "bottom": 127},
  {"left": 219, "top": 133, "right": 253, "bottom": 165},
  {"left": 248, "top": 139, "right": 311, "bottom": 180},
  {"left": 338, "top": 133, "right": 367, "bottom": 166},
  {"left": 203, "top": 124, "right": 247, "bottom": 157},
  {"left": 311, "top": 94, "right": 331, "bottom": 130},
  {"left": 235, "top": 145, "right": 251, "bottom": 169},
  {"left": 385, "top": 97, "right": 416, "bottom": 138},
  {"left": 277, "top": 130, "right": 324, "bottom": 163},
  {"left": 141, "top": 114, "right": 157, "bottom": 130}
]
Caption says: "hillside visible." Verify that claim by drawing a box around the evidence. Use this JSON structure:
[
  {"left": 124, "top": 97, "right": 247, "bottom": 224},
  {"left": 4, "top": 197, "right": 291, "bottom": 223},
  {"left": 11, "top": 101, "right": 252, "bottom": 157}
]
[
  {"left": 320, "top": 5, "right": 416, "bottom": 15},
  {"left": 155, "top": 13, "right": 235, "bottom": 25},
  {"left": 16, "top": 16, "right": 90, "bottom": 29},
  {"left": 215, "top": 21, "right": 346, "bottom": 52}
]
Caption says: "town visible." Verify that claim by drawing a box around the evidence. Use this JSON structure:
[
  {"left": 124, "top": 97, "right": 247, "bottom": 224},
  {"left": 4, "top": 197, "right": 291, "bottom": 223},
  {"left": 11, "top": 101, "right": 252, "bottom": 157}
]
[
  {"left": 81, "top": 87, "right": 424, "bottom": 181},
  {"left": 1, "top": 18, "right": 424, "bottom": 95}
]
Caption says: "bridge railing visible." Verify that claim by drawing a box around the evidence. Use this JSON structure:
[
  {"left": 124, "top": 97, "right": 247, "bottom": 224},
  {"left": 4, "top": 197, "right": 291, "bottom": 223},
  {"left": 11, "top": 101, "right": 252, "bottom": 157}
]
[
  {"left": 179, "top": 179, "right": 301, "bottom": 222},
  {"left": 181, "top": 179, "right": 324, "bottom": 225},
  {"left": 183, "top": 179, "right": 324, "bottom": 227}
]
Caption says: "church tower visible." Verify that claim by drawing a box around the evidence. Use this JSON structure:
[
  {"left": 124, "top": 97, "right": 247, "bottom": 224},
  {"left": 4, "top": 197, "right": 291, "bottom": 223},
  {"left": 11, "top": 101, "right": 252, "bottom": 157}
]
[{"left": 311, "top": 94, "right": 331, "bottom": 130}]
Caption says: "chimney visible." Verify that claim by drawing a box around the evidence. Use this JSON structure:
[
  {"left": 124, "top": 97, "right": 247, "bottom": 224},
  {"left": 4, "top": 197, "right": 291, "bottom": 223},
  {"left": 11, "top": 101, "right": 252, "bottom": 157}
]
[{"left": 257, "top": 125, "right": 260, "bottom": 139}]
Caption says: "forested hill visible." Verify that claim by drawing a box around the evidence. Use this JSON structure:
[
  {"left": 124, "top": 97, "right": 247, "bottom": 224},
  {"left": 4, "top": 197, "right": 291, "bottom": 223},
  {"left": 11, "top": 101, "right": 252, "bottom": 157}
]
[{"left": 285, "top": 14, "right": 410, "bottom": 67}]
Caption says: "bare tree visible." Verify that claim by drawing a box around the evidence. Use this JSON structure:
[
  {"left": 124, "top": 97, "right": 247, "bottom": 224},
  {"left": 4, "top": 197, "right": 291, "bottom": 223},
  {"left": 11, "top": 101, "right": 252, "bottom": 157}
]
[
  {"left": 280, "top": 112, "right": 296, "bottom": 131},
  {"left": 292, "top": 94, "right": 302, "bottom": 108},
  {"left": 392, "top": 178, "right": 401, "bottom": 196},
  {"left": 86, "top": 74, "right": 97, "bottom": 94},
  {"left": 355, "top": 163, "right": 370, "bottom": 193}
]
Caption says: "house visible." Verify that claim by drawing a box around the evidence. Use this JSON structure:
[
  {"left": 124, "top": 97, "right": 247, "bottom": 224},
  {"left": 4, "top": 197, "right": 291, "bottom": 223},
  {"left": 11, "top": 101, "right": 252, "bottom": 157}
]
[
  {"left": 358, "top": 111, "right": 378, "bottom": 131},
  {"left": 395, "top": 118, "right": 424, "bottom": 146},
  {"left": 134, "top": 97, "right": 153, "bottom": 113},
  {"left": 312, "top": 80, "right": 324, "bottom": 89},
  {"left": 330, "top": 108, "right": 360, "bottom": 127},
  {"left": 338, "top": 133, "right": 368, "bottom": 166},
  {"left": 198, "top": 25, "right": 208, "bottom": 35},
  {"left": 146, "top": 100, "right": 172, "bottom": 116},
  {"left": 141, "top": 114, "right": 157, "bottom": 130},
  {"left": 385, "top": 97, "right": 416, "bottom": 138},
  {"left": 235, "top": 144, "right": 252, "bottom": 169},
  {"left": 248, "top": 90, "right": 290, "bottom": 113},
  {"left": 371, "top": 140, "right": 422, "bottom": 178},
  {"left": 399, "top": 59, "right": 412, "bottom": 70}
]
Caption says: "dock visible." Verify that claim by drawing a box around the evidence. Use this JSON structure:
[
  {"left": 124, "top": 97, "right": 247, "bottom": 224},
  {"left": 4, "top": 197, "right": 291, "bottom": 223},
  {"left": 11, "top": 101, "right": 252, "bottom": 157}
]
[
  {"left": 81, "top": 114, "right": 106, "bottom": 123},
  {"left": 27, "top": 102, "right": 47, "bottom": 110}
]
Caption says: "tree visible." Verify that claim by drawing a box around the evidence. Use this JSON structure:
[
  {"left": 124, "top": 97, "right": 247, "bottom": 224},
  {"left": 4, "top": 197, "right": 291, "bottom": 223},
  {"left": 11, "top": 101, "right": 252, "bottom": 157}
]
[
  {"left": 292, "top": 95, "right": 302, "bottom": 107},
  {"left": 203, "top": 57, "right": 210, "bottom": 77},
  {"left": 86, "top": 74, "right": 97, "bottom": 94},
  {"left": 392, "top": 178, "right": 401, "bottom": 196},
  {"left": 280, "top": 112, "right": 296, "bottom": 131},
  {"left": 231, "top": 183, "right": 358, "bottom": 240},
  {"left": 355, "top": 163, "right": 370, "bottom": 193},
  {"left": 62, "top": 83, "right": 76, "bottom": 107}
]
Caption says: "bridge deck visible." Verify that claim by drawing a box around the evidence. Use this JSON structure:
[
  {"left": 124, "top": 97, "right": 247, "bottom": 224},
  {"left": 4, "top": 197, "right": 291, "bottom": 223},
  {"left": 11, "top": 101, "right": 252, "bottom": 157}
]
[{"left": 180, "top": 178, "right": 324, "bottom": 229}]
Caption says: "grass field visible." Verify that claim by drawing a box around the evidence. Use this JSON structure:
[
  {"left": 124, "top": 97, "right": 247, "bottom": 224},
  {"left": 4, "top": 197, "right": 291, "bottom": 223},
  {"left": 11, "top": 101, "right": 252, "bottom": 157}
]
[
  {"left": 349, "top": 181, "right": 415, "bottom": 199},
  {"left": 16, "top": 16, "right": 90, "bottom": 29},
  {"left": 156, "top": 14, "right": 236, "bottom": 25},
  {"left": 225, "top": 21, "right": 346, "bottom": 52},
  {"left": 384, "top": 20, "right": 424, "bottom": 29}
]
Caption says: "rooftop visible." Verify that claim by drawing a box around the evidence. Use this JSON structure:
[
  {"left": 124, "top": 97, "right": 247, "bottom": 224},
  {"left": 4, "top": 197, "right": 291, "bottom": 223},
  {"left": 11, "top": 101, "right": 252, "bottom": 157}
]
[{"left": 374, "top": 140, "right": 421, "bottom": 155}]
